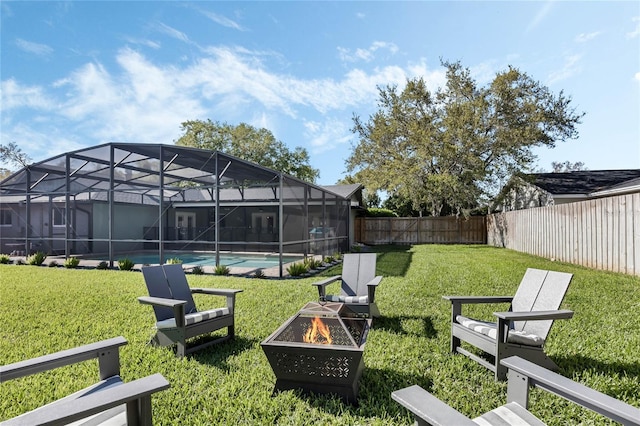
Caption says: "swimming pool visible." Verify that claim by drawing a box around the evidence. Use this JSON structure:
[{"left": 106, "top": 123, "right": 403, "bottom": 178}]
[{"left": 104, "top": 252, "right": 303, "bottom": 269}]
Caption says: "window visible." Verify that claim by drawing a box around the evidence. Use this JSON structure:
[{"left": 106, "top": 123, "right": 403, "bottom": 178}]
[
  {"left": 0, "top": 209, "right": 11, "bottom": 226},
  {"left": 53, "top": 209, "right": 66, "bottom": 226}
]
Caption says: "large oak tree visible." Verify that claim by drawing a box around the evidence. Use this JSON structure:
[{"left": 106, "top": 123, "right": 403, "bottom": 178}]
[
  {"left": 175, "top": 120, "right": 319, "bottom": 183},
  {"left": 346, "top": 61, "right": 584, "bottom": 216}
]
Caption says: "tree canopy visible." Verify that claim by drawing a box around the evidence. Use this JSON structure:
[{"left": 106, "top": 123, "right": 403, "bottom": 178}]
[
  {"left": 346, "top": 60, "right": 584, "bottom": 216},
  {"left": 0, "top": 142, "right": 31, "bottom": 181},
  {"left": 175, "top": 120, "right": 319, "bottom": 183}
]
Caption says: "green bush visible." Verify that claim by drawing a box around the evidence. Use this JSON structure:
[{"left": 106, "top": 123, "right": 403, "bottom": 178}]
[
  {"left": 253, "top": 268, "right": 265, "bottom": 279},
  {"left": 48, "top": 260, "right": 58, "bottom": 268},
  {"left": 96, "top": 261, "right": 109, "bottom": 270},
  {"left": 26, "top": 251, "right": 47, "bottom": 266},
  {"left": 63, "top": 257, "right": 80, "bottom": 269},
  {"left": 304, "top": 257, "right": 322, "bottom": 270},
  {"left": 214, "top": 264, "right": 230, "bottom": 275},
  {"left": 166, "top": 257, "right": 182, "bottom": 265},
  {"left": 0, "top": 254, "right": 11, "bottom": 264},
  {"left": 286, "top": 262, "right": 308, "bottom": 277},
  {"left": 191, "top": 265, "right": 204, "bottom": 275},
  {"left": 117, "top": 258, "right": 135, "bottom": 271},
  {"left": 323, "top": 255, "right": 335, "bottom": 264},
  {"left": 365, "top": 207, "right": 398, "bottom": 217}
]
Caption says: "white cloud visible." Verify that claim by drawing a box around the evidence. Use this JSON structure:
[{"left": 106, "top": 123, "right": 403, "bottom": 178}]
[
  {"left": 154, "top": 22, "right": 190, "bottom": 43},
  {"left": 1, "top": 79, "right": 52, "bottom": 110},
  {"left": 635, "top": 72, "right": 640, "bottom": 82},
  {"left": 627, "top": 16, "right": 640, "bottom": 39},
  {"left": 526, "top": 1, "right": 555, "bottom": 33},
  {"left": 338, "top": 41, "right": 399, "bottom": 63},
  {"left": 2, "top": 43, "right": 448, "bottom": 162},
  {"left": 303, "top": 117, "right": 353, "bottom": 154},
  {"left": 123, "top": 36, "right": 161, "bottom": 49},
  {"left": 547, "top": 54, "right": 582, "bottom": 84},
  {"left": 575, "top": 31, "right": 602, "bottom": 43},
  {"left": 199, "top": 10, "right": 245, "bottom": 31},
  {"left": 15, "top": 38, "right": 54, "bottom": 56}
]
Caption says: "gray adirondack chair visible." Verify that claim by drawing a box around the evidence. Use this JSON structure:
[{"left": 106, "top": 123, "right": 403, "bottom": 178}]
[
  {"left": 0, "top": 336, "right": 170, "bottom": 426},
  {"left": 138, "top": 264, "right": 243, "bottom": 357},
  {"left": 392, "top": 356, "right": 640, "bottom": 426},
  {"left": 443, "top": 268, "right": 573, "bottom": 380},
  {"left": 312, "top": 253, "right": 382, "bottom": 317}
]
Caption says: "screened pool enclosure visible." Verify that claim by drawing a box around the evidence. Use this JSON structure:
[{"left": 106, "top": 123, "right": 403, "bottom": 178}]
[{"left": 0, "top": 143, "right": 352, "bottom": 276}]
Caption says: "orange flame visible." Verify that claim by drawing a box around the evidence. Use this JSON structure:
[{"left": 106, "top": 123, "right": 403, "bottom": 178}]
[{"left": 303, "top": 316, "right": 332, "bottom": 345}]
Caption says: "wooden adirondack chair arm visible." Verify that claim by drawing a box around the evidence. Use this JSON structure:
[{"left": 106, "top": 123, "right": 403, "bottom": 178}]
[
  {"left": 367, "top": 276, "right": 383, "bottom": 286},
  {"left": 137, "top": 296, "right": 187, "bottom": 309},
  {"left": 443, "top": 295, "right": 514, "bottom": 305},
  {"left": 494, "top": 309, "right": 574, "bottom": 321},
  {"left": 502, "top": 356, "right": 640, "bottom": 425},
  {"left": 0, "top": 337, "right": 127, "bottom": 383},
  {"left": 312, "top": 275, "right": 341, "bottom": 299},
  {"left": 312, "top": 275, "right": 341, "bottom": 288},
  {"left": 191, "top": 288, "right": 243, "bottom": 296},
  {"left": 1, "top": 374, "right": 170, "bottom": 426},
  {"left": 392, "top": 385, "right": 477, "bottom": 426}
]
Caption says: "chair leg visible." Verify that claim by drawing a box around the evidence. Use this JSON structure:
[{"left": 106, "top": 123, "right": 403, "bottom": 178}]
[
  {"left": 229, "top": 325, "right": 235, "bottom": 339},
  {"left": 176, "top": 340, "right": 187, "bottom": 358}
]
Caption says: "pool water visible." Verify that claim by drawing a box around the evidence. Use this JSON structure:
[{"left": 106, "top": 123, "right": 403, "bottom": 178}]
[{"left": 110, "top": 252, "right": 302, "bottom": 269}]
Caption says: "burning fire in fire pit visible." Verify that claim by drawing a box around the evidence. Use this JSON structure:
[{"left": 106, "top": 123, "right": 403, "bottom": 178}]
[
  {"left": 261, "top": 302, "right": 371, "bottom": 404},
  {"left": 304, "top": 316, "right": 332, "bottom": 345}
]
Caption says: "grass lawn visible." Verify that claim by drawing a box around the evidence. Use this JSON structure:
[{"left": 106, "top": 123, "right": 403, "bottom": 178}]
[{"left": 1, "top": 244, "right": 639, "bottom": 425}]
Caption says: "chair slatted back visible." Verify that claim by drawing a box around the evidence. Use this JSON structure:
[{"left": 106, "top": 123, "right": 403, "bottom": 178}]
[
  {"left": 163, "top": 264, "right": 198, "bottom": 314},
  {"left": 512, "top": 268, "right": 573, "bottom": 338},
  {"left": 142, "top": 265, "right": 175, "bottom": 321},
  {"left": 341, "top": 253, "right": 377, "bottom": 297}
]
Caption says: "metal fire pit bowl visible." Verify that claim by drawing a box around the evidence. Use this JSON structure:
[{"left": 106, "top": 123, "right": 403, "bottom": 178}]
[{"left": 261, "top": 302, "right": 372, "bottom": 404}]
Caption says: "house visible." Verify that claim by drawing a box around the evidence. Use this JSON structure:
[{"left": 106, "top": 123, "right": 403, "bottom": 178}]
[
  {"left": 499, "top": 169, "right": 640, "bottom": 211},
  {"left": 0, "top": 143, "right": 363, "bottom": 276}
]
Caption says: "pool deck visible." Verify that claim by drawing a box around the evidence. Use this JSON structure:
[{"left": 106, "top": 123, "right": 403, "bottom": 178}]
[{"left": 8, "top": 254, "right": 332, "bottom": 279}]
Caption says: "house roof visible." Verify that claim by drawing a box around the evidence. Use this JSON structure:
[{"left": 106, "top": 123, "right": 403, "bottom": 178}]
[
  {"left": 320, "top": 184, "right": 363, "bottom": 199},
  {"left": 526, "top": 170, "right": 640, "bottom": 195}
]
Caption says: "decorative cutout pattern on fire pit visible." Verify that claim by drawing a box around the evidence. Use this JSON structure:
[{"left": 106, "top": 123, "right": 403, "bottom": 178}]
[{"left": 274, "top": 352, "right": 354, "bottom": 378}]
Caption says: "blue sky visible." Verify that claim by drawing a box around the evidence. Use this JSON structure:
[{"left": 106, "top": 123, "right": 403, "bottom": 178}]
[{"left": 1, "top": 1, "right": 639, "bottom": 185}]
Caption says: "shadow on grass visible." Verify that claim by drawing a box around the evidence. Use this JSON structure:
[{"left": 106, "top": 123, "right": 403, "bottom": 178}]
[
  {"left": 299, "top": 366, "right": 433, "bottom": 416},
  {"left": 556, "top": 354, "right": 640, "bottom": 382},
  {"left": 189, "top": 336, "right": 257, "bottom": 371},
  {"left": 373, "top": 245, "right": 413, "bottom": 277},
  {"left": 373, "top": 315, "right": 437, "bottom": 338}
]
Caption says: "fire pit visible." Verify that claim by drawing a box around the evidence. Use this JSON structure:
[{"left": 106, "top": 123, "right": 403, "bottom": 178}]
[{"left": 261, "top": 301, "right": 372, "bottom": 404}]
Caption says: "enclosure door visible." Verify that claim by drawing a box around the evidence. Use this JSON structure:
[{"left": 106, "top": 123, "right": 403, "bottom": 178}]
[{"left": 175, "top": 212, "right": 196, "bottom": 240}]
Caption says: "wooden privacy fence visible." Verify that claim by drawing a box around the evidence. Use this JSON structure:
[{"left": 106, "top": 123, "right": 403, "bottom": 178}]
[
  {"left": 487, "top": 193, "right": 640, "bottom": 276},
  {"left": 355, "top": 216, "right": 487, "bottom": 245}
]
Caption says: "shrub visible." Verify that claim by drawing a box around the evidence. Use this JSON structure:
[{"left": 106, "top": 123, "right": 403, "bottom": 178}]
[
  {"left": 323, "top": 255, "right": 335, "bottom": 264},
  {"left": 48, "top": 260, "right": 58, "bottom": 267},
  {"left": 253, "top": 268, "right": 265, "bottom": 279},
  {"left": 15, "top": 259, "right": 25, "bottom": 265},
  {"left": 351, "top": 245, "right": 362, "bottom": 252},
  {"left": 64, "top": 257, "right": 80, "bottom": 269},
  {"left": 0, "top": 254, "right": 11, "bottom": 264},
  {"left": 166, "top": 257, "right": 183, "bottom": 264},
  {"left": 365, "top": 207, "right": 397, "bottom": 217},
  {"left": 117, "top": 258, "right": 135, "bottom": 271},
  {"left": 26, "top": 251, "right": 47, "bottom": 266},
  {"left": 304, "top": 257, "right": 322, "bottom": 270},
  {"left": 96, "top": 261, "right": 109, "bottom": 270},
  {"left": 214, "top": 264, "right": 230, "bottom": 275},
  {"left": 191, "top": 265, "right": 204, "bottom": 275},
  {"left": 333, "top": 252, "right": 342, "bottom": 261},
  {"left": 286, "top": 262, "right": 308, "bottom": 277}
]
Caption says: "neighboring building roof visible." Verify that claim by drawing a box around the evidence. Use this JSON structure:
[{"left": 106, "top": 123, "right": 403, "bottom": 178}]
[
  {"left": 526, "top": 170, "right": 640, "bottom": 196},
  {"left": 321, "top": 184, "right": 363, "bottom": 199}
]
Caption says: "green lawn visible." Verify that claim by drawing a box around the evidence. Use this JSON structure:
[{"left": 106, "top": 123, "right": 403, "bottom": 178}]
[{"left": 1, "top": 245, "right": 639, "bottom": 425}]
